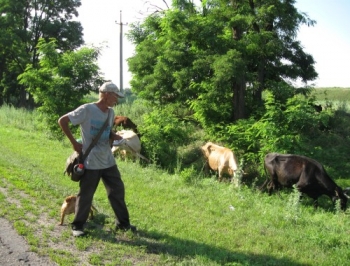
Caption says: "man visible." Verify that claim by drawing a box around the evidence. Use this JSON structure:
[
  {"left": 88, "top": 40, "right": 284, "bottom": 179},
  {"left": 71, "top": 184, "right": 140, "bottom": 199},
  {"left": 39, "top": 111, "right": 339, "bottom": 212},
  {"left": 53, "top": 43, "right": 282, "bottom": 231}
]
[{"left": 58, "top": 81, "right": 136, "bottom": 237}]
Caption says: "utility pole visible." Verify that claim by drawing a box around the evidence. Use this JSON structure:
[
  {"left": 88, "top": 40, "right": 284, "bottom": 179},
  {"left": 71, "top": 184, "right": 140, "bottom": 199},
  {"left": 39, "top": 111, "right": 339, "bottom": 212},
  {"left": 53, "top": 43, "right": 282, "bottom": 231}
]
[{"left": 115, "top": 10, "right": 128, "bottom": 91}]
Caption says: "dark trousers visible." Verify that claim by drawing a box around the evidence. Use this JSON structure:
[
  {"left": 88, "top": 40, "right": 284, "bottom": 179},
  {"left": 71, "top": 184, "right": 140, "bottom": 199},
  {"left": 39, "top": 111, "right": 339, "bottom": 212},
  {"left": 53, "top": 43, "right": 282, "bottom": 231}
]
[{"left": 72, "top": 165, "right": 130, "bottom": 229}]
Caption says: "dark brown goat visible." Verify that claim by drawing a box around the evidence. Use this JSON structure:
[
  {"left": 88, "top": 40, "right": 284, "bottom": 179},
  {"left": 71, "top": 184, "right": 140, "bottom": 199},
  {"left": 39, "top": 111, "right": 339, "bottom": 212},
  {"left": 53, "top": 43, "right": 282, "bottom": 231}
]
[
  {"left": 113, "top": 116, "right": 138, "bottom": 134},
  {"left": 261, "top": 153, "right": 348, "bottom": 210}
]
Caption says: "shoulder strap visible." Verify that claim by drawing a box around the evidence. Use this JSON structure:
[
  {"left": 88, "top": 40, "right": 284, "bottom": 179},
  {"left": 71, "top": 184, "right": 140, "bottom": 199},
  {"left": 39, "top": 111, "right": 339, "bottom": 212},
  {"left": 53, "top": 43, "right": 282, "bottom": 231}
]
[{"left": 81, "top": 109, "right": 111, "bottom": 162}]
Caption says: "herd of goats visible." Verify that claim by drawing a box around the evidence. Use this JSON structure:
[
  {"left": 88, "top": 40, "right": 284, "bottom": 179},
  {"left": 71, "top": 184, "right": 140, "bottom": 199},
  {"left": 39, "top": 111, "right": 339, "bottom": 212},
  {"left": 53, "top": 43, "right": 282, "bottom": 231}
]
[{"left": 113, "top": 116, "right": 350, "bottom": 211}]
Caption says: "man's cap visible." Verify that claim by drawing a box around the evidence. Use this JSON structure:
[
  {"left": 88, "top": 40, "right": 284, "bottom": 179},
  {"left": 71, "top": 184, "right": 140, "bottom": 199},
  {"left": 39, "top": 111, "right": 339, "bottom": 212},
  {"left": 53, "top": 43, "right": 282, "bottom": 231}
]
[{"left": 99, "top": 82, "right": 124, "bottom": 98}]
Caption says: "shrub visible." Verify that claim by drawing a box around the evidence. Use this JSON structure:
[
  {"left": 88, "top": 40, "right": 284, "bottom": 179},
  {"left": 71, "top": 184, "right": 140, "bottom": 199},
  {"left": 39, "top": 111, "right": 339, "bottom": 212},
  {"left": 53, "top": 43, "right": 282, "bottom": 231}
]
[
  {"left": 180, "top": 166, "right": 201, "bottom": 184},
  {"left": 206, "top": 92, "right": 334, "bottom": 183},
  {"left": 139, "top": 107, "right": 191, "bottom": 172}
]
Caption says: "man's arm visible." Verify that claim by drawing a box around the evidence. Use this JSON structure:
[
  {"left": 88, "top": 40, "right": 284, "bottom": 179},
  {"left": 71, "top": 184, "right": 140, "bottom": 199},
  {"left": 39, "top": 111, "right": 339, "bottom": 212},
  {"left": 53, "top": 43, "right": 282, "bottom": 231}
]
[{"left": 58, "top": 115, "right": 82, "bottom": 153}]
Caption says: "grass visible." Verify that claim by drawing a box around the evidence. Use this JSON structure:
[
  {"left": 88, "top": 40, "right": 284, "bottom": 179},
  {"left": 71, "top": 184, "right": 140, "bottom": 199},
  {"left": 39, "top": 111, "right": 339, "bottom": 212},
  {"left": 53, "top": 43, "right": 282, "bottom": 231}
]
[
  {"left": 312, "top": 87, "right": 350, "bottom": 110},
  {"left": 1, "top": 88, "right": 350, "bottom": 265},
  {"left": 312, "top": 87, "right": 350, "bottom": 101}
]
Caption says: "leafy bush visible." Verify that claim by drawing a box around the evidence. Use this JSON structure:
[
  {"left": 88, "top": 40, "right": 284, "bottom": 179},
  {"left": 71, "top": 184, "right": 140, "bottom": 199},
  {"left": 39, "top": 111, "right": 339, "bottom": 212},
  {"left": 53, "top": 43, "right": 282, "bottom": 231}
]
[
  {"left": 18, "top": 39, "right": 103, "bottom": 139},
  {"left": 139, "top": 107, "right": 194, "bottom": 172},
  {"left": 207, "top": 91, "right": 334, "bottom": 183},
  {"left": 180, "top": 165, "right": 201, "bottom": 184}
]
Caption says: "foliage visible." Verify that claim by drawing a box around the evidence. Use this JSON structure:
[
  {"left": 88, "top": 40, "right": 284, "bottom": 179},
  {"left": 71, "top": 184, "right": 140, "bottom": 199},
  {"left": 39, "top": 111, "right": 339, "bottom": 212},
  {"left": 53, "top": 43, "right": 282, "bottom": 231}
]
[
  {"left": 113, "top": 98, "right": 154, "bottom": 128},
  {"left": 207, "top": 90, "right": 333, "bottom": 181},
  {"left": 139, "top": 106, "right": 191, "bottom": 171},
  {"left": 127, "top": 0, "right": 317, "bottom": 127},
  {"left": 18, "top": 38, "right": 103, "bottom": 138},
  {"left": 0, "top": 0, "right": 83, "bottom": 108},
  {"left": 284, "top": 185, "right": 302, "bottom": 222},
  {"left": 179, "top": 165, "right": 202, "bottom": 184}
]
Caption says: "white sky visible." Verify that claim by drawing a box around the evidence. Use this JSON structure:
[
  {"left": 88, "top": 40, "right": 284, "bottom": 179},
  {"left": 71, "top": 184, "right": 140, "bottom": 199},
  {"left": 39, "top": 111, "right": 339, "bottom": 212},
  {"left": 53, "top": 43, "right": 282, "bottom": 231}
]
[{"left": 78, "top": 0, "right": 350, "bottom": 89}]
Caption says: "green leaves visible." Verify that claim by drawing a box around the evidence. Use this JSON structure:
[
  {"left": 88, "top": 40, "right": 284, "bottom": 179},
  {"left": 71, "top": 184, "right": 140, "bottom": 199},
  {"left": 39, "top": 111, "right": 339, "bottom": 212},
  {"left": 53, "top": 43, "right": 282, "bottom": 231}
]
[
  {"left": 140, "top": 107, "right": 191, "bottom": 171},
  {"left": 127, "top": 0, "right": 318, "bottom": 126},
  {"left": 0, "top": 0, "right": 83, "bottom": 108},
  {"left": 18, "top": 38, "right": 102, "bottom": 138}
]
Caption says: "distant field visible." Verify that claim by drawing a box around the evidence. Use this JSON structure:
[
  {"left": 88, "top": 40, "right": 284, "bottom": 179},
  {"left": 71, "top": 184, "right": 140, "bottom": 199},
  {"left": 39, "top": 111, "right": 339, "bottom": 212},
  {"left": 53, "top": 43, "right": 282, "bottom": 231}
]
[{"left": 312, "top": 87, "right": 350, "bottom": 101}]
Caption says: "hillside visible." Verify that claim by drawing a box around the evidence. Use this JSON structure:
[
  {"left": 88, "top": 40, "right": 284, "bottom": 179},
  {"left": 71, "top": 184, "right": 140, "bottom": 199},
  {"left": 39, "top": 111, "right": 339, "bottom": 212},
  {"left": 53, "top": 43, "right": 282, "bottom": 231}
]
[{"left": 1, "top": 100, "right": 350, "bottom": 265}]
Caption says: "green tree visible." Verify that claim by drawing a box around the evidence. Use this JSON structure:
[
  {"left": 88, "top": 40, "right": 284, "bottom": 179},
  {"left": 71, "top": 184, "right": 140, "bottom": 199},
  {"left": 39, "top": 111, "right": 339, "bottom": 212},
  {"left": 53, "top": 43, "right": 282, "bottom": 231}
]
[
  {"left": 0, "top": 0, "right": 83, "bottom": 108},
  {"left": 127, "top": 0, "right": 317, "bottom": 127},
  {"left": 18, "top": 38, "right": 102, "bottom": 138}
]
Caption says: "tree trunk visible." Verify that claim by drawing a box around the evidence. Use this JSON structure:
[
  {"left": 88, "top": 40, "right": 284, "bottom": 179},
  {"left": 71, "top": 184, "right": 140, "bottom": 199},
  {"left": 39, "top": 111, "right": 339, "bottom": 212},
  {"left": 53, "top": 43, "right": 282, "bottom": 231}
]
[
  {"left": 253, "top": 60, "right": 265, "bottom": 105},
  {"left": 231, "top": 19, "right": 246, "bottom": 120},
  {"left": 232, "top": 78, "right": 246, "bottom": 121},
  {"left": 19, "top": 86, "right": 27, "bottom": 108}
]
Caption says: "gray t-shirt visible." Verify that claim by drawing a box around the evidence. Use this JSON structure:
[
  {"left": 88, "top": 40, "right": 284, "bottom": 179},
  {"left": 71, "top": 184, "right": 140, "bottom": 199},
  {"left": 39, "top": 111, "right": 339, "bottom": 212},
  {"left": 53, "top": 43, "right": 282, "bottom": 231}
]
[{"left": 68, "top": 103, "right": 115, "bottom": 170}]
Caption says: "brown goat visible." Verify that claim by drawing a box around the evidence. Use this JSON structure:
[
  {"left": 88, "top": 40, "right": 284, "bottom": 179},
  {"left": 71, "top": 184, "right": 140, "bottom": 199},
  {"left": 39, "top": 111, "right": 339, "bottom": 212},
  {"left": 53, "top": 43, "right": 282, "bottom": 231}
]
[{"left": 113, "top": 116, "right": 138, "bottom": 134}]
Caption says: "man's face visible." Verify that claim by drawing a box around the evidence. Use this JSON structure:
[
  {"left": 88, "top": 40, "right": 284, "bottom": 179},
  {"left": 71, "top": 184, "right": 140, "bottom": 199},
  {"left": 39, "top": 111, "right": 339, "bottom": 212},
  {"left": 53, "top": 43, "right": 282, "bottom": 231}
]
[{"left": 107, "top": 92, "right": 119, "bottom": 107}]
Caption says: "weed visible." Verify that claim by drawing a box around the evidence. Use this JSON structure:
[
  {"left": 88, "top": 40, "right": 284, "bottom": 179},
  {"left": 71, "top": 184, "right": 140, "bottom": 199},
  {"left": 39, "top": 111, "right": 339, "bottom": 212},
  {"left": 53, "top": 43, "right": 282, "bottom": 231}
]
[{"left": 285, "top": 185, "right": 301, "bottom": 222}]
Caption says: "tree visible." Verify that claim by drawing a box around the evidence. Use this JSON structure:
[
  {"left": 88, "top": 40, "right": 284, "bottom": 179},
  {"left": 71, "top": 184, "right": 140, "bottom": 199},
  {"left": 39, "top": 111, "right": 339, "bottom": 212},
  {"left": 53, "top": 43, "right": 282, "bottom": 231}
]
[
  {"left": 18, "top": 38, "right": 103, "bottom": 138},
  {"left": 127, "top": 0, "right": 317, "bottom": 127},
  {"left": 0, "top": 0, "right": 83, "bottom": 108}
]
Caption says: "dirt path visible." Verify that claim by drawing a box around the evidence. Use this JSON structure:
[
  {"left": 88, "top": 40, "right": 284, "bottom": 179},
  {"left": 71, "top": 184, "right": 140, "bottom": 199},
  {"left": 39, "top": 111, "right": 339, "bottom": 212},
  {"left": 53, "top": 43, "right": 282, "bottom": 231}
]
[{"left": 0, "top": 217, "right": 57, "bottom": 266}]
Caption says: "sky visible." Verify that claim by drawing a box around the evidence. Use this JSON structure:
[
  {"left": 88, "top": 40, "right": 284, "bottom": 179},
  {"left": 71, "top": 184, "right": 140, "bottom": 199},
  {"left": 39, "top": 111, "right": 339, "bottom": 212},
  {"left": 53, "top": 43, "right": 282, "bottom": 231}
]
[{"left": 78, "top": 0, "right": 350, "bottom": 89}]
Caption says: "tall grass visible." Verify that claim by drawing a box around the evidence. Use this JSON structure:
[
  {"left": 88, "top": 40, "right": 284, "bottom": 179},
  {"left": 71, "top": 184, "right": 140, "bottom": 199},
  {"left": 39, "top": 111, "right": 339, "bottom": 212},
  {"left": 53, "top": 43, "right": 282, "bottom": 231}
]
[
  {"left": 1, "top": 89, "right": 350, "bottom": 265},
  {"left": 0, "top": 104, "right": 39, "bottom": 131}
]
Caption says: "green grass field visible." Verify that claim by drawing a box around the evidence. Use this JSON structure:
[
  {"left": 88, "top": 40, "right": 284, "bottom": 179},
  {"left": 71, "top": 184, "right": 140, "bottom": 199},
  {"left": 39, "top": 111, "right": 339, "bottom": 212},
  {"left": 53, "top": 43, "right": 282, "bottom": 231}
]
[
  {"left": 313, "top": 87, "right": 350, "bottom": 101},
  {"left": 312, "top": 87, "right": 350, "bottom": 110},
  {"left": 1, "top": 88, "right": 350, "bottom": 265}
]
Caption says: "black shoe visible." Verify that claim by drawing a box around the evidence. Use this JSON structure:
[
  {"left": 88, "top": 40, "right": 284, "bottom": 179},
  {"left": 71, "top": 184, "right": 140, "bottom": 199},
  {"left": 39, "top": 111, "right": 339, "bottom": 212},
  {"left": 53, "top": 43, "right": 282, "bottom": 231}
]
[{"left": 116, "top": 224, "right": 137, "bottom": 233}]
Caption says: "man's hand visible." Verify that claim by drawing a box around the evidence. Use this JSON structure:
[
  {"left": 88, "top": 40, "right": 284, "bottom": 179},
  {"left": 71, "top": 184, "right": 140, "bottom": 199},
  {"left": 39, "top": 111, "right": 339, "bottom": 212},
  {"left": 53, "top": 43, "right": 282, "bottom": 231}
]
[
  {"left": 110, "top": 131, "right": 123, "bottom": 141},
  {"left": 73, "top": 140, "right": 83, "bottom": 153}
]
